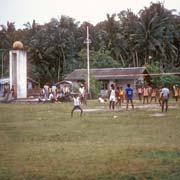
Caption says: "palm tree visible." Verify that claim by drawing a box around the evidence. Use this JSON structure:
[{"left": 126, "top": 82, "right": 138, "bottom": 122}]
[{"left": 133, "top": 2, "right": 179, "bottom": 70}]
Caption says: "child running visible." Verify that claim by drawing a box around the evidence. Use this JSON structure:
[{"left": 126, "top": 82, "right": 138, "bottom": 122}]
[{"left": 71, "top": 94, "right": 83, "bottom": 117}]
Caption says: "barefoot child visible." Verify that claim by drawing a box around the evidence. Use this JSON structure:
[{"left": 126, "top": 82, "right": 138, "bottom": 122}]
[
  {"left": 71, "top": 94, "right": 83, "bottom": 117},
  {"left": 125, "top": 84, "right": 134, "bottom": 110},
  {"left": 161, "top": 85, "right": 170, "bottom": 112},
  {"left": 108, "top": 84, "right": 116, "bottom": 111}
]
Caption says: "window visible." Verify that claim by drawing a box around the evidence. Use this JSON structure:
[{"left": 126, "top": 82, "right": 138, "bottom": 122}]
[{"left": 100, "top": 80, "right": 108, "bottom": 90}]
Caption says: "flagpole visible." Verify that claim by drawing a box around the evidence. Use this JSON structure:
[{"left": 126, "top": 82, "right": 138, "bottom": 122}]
[{"left": 86, "top": 26, "right": 90, "bottom": 94}]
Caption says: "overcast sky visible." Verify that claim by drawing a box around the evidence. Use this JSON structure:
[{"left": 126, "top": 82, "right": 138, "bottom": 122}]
[{"left": 0, "top": 0, "right": 180, "bottom": 29}]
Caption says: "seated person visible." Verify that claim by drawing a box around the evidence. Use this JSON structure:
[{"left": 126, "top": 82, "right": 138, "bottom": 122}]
[{"left": 98, "top": 96, "right": 105, "bottom": 103}]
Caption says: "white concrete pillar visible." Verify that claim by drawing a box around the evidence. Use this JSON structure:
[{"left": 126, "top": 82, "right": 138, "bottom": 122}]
[{"left": 9, "top": 50, "right": 27, "bottom": 99}]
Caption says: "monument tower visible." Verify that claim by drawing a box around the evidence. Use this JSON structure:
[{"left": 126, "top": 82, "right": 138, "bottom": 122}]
[{"left": 9, "top": 41, "right": 27, "bottom": 99}]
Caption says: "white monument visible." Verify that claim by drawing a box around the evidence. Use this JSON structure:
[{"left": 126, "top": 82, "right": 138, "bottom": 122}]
[{"left": 9, "top": 41, "right": 27, "bottom": 99}]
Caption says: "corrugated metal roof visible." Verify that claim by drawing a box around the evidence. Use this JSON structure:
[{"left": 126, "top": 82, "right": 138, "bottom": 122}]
[
  {"left": 0, "top": 77, "right": 39, "bottom": 84},
  {"left": 65, "top": 67, "right": 148, "bottom": 81},
  {"left": 55, "top": 80, "right": 72, "bottom": 86},
  {"left": 0, "top": 78, "right": 9, "bottom": 84}
]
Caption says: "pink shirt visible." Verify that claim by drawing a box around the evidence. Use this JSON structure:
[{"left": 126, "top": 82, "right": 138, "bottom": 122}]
[{"left": 143, "top": 88, "right": 149, "bottom": 96}]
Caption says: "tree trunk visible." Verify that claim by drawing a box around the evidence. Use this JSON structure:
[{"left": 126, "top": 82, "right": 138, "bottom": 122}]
[
  {"left": 119, "top": 54, "right": 125, "bottom": 66},
  {"left": 132, "top": 53, "right": 136, "bottom": 67},
  {"left": 58, "top": 56, "right": 61, "bottom": 81},
  {"left": 135, "top": 51, "right": 139, "bottom": 67},
  {"left": 60, "top": 46, "right": 66, "bottom": 74}
]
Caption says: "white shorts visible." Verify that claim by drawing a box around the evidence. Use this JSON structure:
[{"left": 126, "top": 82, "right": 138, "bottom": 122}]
[{"left": 109, "top": 96, "right": 116, "bottom": 102}]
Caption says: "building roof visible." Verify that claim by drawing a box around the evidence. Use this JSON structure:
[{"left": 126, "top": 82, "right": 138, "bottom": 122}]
[
  {"left": 55, "top": 80, "right": 72, "bottom": 87},
  {"left": 65, "top": 67, "right": 148, "bottom": 81},
  {"left": 0, "top": 78, "right": 9, "bottom": 84},
  {"left": 0, "top": 77, "right": 39, "bottom": 85}
]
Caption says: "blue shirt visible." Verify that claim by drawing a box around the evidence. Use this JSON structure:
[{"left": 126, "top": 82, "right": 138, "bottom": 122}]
[{"left": 125, "top": 87, "right": 133, "bottom": 99}]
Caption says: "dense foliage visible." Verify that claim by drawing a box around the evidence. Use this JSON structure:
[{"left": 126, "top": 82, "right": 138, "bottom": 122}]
[{"left": 0, "top": 2, "right": 180, "bottom": 85}]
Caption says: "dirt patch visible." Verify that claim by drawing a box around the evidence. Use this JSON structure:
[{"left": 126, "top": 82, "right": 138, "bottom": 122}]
[
  {"left": 151, "top": 113, "right": 166, "bottom": 117},
  {"left": 83, "top": 108, "right": 103, "bottom": 112}
]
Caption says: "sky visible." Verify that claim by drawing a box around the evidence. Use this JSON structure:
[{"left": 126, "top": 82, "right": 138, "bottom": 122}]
[{"left": 0, "top": 0, "right": 180, "bottom": 29}]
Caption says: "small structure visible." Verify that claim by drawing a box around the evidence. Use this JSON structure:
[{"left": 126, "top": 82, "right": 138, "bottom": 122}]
[
  {"left": 0, "top": 77, "right": 39, "bottom": 97},
  {"left": 0, "top": 78, "right": 9, "bottom": 94},
  {"left": 55, "top": 80, "right": 72, "bottom": 89},
  {"left": 9, "top": 41, "right": 27, "bottom": 99},
  {"left": 65, "top": 67, "right": 150, "bottom": 96}
]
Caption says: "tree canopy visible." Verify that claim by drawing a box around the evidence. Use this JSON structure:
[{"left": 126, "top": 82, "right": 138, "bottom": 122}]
[{"left": 0, "top": 2, "right": 180, "bottom": 85}]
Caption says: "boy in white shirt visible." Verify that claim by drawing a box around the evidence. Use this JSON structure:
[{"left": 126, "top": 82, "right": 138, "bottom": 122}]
[
  {"left": 161, "top": 85, "right": 170, "bottom": 112},
  {"left": 108, "top": 84, "right": 116, "bottom": 110},
  {"left": 71, "top": 94, "right": 83, "bottom": 117}
]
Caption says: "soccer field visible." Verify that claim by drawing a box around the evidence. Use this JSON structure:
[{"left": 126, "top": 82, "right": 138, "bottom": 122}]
[{"left": 0, "top": 100, "right": 180, "bottom": 180}]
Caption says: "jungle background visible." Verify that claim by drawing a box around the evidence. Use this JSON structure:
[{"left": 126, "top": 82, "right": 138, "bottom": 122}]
[{"left": 0, "top": 2, "right": 180, "bottom": 86}]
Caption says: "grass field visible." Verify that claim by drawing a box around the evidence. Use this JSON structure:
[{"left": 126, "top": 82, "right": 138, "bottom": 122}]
[{"left": 0, "top": 100, "right": 180, "bottom": 180}]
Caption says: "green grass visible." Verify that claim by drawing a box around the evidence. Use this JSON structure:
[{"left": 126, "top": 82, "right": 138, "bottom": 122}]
[{"left": 0, "top": 100, "right": 180, "bottom": 180}]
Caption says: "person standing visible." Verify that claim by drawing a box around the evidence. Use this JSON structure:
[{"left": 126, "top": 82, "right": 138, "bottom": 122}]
[
  {"left": 51, "top": 84, "right": 57, "bottom": 97},
  {"left": 173, "top": 85, "right": 179, "bottom": 103},
  {"left": 137, "top": 86, "right": 143, "bottom": 101},
  {"left": 63, "top": 85, "right": 70, "bottom": 102},
  {"left": 116, "top": 86, "right": 121, "bottom": 107},
  {"left": 158, "top": 86, "right": 163, "bottom": 106},
  {"left": 63, "top": 85, "right": 70, "bottom": 95},
  {"left": 3, "top": 83, "right": 10, "bottom": 97},
  {"left": 161, "top": 85, "right": 170, "bottom": 112},
  {"left": 43, "top": 83, "right": 49, "bottom": 101},
  {"left": 108, "top": 84, "right": 116, "bottom": 111},
  {"left": 120, "top": 86, "right": 125, "bottom": 106},
  {"left": 116, "top": 86, "right": 124, "bottom": 107},
  {"left": 143, "top": 85, "right": 149, "bottom": 104},
  {"left": 79, "top": 84, "right": 86, "bottom": 105},
  {"left": 71, "top": 94, "right": 83, "bottom": 117},
  {"left": 150, "top": 87, "right": 157, "bottom": 103},
  {"left": 10, "top": 85, "right": 16, "bottom": 100},
  {"left": 125, "top": 84, "right": 134, "bottom": 110}
]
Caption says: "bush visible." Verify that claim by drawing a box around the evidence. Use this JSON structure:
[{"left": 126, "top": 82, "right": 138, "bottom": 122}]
[
  {"left": 160, "top": 75, "right": 180, "bottom": 88},
  {"left": 90, "top": 76, "right": 101, "bottom": 99}
]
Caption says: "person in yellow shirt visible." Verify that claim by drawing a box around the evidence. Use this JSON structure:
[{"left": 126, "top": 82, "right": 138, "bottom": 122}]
[
  {"left": 173, "top": 85, "right": 179, "bottom": 103},
  {"left": 150, "top": 87, "right": 157, "bottom": 103},
  {"left": 116, "top": 86, "right": 124, "bottom": 107},
  {"left": 143, "top": 85, "right": 149, "bottom": 104},
  {"left": 158, "top": 87, "right": 163, "bottom": 106}
]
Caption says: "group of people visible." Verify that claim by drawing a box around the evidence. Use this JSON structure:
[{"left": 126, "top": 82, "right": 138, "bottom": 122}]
[
  {"left": 39, "top": 83, "right": 71, "bottom": 102},
  {"left": 38, "top": 82, "right": 179, "bottom": 116},
  {"left": 137, "top": 85, "right": 180, "bottom": 105},
  {"left": 39, "top": 83, "right": 86, "bottom": 117},
  {"left": 107, "top": 83, "right": 179, "bottom": 112},
  {"left": 137, "top": 85, "right": 164, "bottom": 104},
  {"left": 108, "top": 84, "right": 134, "bottom": 111},
  {"left": 2, "top": 83, "right": 15, "bottom": 101},
  {"left": 1, "top": 80, "right": 179, "bottom": 118}
]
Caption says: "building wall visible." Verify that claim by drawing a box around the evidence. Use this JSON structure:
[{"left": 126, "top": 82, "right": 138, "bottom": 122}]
[
  {"left": 115, "top": 79, "right": 135, "bottom": 89},
  {"left": 70, "top": 77, "right": 146, "bottom": 97}
]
